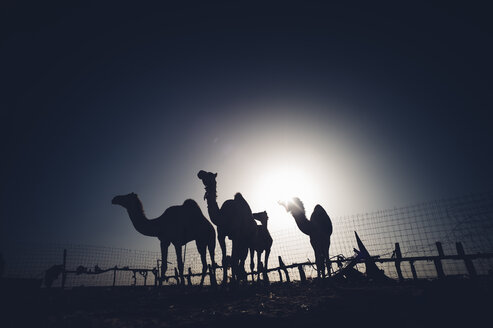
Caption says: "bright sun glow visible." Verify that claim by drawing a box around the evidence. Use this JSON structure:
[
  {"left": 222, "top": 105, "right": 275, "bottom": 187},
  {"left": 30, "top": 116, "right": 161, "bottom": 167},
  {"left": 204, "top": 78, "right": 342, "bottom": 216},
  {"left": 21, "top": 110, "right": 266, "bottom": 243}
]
[
  {"left": 249, "top": 166, "right": 322, "bottom": 232},
  {"left": 258, "top": 168, "right": 311, "bottom": 204}
]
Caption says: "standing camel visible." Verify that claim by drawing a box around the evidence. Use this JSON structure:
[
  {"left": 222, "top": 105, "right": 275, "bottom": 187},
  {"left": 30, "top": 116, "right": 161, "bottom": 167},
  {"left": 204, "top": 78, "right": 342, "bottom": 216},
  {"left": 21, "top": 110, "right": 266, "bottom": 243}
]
[
  {"left": 197, "top": 170, "right": 257, "bottom": 283},
  {"left": 279, "top": 198, "right": 333, "bottom": 278},
  {"left": 112, "top": 193, "right": 217, "bottom": 286},
  {"left": 249, "top": 211, "right": 273, "bottom": 282}
]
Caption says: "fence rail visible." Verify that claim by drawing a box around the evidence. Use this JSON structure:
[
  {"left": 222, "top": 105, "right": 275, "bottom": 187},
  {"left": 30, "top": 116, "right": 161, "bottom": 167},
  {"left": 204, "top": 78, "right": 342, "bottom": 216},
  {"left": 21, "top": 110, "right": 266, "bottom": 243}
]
[{"left": 40, "top": 238, "right": 493, "bottom": 288}]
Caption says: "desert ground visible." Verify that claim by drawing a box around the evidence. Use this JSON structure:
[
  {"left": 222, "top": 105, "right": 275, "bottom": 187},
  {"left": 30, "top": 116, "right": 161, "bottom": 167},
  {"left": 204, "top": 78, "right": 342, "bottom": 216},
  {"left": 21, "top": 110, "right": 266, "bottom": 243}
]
[{"left": 1, "top": 277, "right": 491, "bottom": 328}]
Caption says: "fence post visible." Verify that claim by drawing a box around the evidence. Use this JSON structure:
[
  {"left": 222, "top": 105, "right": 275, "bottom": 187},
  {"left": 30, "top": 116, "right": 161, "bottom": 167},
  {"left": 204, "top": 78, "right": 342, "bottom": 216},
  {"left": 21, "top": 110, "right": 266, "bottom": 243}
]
[
  {"left": 61, "top": 249, "right": 67, "bottom": 289},
  {"left": 157, "top": 259, "right": 163, "bottom": 286},
  {"left": 409, "top": 261, "right": 418, "bottom": 280},
  {"left": 152, "top": 267, "right": 158, "bottom": 287},
  {"left": 187, "top": 267, "right": 193, "bottom": 285},
  {"left": 394, "top": 243, "right": 404, "bottom": 282},
  {"left": 278, "top": 256, "right": 290, "bottom": 282},
  {"left": 112, "top": 266, "right": 117, "bottom": 287},
  {"left": 142, "top": 271, "right": 148, "bottom": 286},
  {"left": 434, "top": 242, "right": 445, "bottom": 279},
  {"left": 298, "top": 264, "right": 306, "bottom": 282},
  {"left": 456, "top": 242, "right": 477, "bottom": 278}
]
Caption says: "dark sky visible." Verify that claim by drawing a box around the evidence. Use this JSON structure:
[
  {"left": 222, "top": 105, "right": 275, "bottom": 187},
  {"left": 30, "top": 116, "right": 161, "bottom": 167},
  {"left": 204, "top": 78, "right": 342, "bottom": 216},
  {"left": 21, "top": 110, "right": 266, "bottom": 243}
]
[{"left": 1, "top": 2, "right": 492, "bottom": 250}]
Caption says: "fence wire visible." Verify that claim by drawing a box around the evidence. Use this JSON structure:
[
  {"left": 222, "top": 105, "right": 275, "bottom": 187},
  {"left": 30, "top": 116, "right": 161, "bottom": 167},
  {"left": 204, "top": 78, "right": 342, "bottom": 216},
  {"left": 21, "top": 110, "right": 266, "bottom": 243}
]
[{"left": 2, "top": 192, "right": 492, "bottom": 286}]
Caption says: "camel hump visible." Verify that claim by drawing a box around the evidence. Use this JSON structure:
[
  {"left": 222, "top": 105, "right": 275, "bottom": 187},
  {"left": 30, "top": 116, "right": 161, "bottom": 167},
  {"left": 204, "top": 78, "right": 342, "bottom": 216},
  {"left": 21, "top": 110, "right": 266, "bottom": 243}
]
[
  {"left": 182, "top": 199, "right": 208, "bottom": 222},
  {"left": 183, "top": 199, "right": 203, "bottom": 214},
  {"left": 311, "top": 204, "right": 333, "bottom": 234},
  {"left": 183, "top": 199, "right": 199, "bottom": 208},
  {"left": 314, "top": 204, "right": 325, "bottom": 213},
  {"left": 234, "top": 193, "right": 252, "bottom": 214}
]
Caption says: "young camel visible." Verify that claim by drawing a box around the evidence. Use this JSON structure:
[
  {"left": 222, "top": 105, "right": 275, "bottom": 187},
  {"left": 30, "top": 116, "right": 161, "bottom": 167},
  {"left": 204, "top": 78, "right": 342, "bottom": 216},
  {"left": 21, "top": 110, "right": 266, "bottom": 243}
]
[
  {"left": 249, "top": 211, "right": 273, "bottom": 282},
  {"left": 112, "top": 193, "right": 217, "bottom": 286},
  {"left": 279, "top": 198, "right": 333, "bottom": 278}
]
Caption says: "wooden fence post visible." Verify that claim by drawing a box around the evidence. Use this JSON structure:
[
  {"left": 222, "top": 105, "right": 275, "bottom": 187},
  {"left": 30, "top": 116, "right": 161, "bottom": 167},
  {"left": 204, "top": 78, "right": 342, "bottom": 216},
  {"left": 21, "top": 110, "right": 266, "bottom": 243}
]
[
  {"left": 112, "top": 266, "right": 117, "bottom": 287},
  {"left": 61, "top": 249, "right": 67, "bottom": 289},
  {"left": 394, "top": 243, "right": 404, "bottom": 282},
  {"left": 298, "top": 264, "right": 306, "bottom": 282},
  {"left": 409, "top": 261, "right": 418, "bottom": 280},
  {"left": 278, "top": 256, "right": 290, "bottom": 282},
  {"left": 142, "top": 271, "right": 148, "bottom": 286},
  {"left": 456, "top": 242, "right": 477, "bottom": 278},
  {"left": 153, "top": 268, "right": 158, "bottom": 286},
  {"left": 187, "top": 267, "right": 193, "bottom": 285},
  {"left": 157, "top": 259, "right": 162, "bottom": 286},
  {"left": 434, "top": 242, "right": 445, "bottom": 279}
]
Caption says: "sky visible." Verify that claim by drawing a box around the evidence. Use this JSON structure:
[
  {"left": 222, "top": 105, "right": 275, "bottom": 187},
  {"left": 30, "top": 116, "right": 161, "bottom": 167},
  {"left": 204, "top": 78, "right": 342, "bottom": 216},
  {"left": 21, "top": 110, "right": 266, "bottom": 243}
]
[{"left": 1, "top": 2, "right": 492, "bottom": 251}]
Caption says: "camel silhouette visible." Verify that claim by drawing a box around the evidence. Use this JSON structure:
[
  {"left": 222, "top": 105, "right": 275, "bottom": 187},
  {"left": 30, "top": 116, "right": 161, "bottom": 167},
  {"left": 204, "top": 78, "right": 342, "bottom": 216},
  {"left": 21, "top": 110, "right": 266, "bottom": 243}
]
[
  {"left": 112, "top": 193, "right": 217, "bottom": 286},
  {"left": 249, "top": 211, "right": 273, "bottom": 282},
  {"left": 279, "top": 198, "right": 333, "bottom": 278},
  {"left": 197, "top": 170, "right": 257, "bottom": 283}
]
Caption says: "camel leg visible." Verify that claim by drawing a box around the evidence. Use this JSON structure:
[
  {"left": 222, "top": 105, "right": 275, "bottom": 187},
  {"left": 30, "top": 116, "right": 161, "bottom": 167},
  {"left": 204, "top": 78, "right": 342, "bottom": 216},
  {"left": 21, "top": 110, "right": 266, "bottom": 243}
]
[
  {"left": 175, "top": 244, "right": 185, "bottom": 285},
  {"left": 264, "top": 248, "right": 271, "bottom": 282},
  {"left": 249, "top": 248, "right": 255, "bottom": 281},
  {"left": 237, "top": 244, "right": 248, "bottom": 281},
  {"left": 256, "top": 250, "right": 262, "bottom": 281},
  {"left": 326, "top": 243, "right": 331, "bottom": 277},
  {"left": 218, "top": 233, "right": 228, "bottom": 284},
  {"left": 196, "top": 241, "right": 208, "bottom": 286},
  {"left": 315, "top": 252, "right": 323, "bottom": 279},
  {"left": 317, "top": 252, "right": 325, "bottom": 279},
  {"left": 207, "top": 231, "right": 217, "bottom": 286},
  {"left": 230, "top": 241, "right": 238, "bottom": 283},
  {"left": 160, "top": 240, "right": 170, "bottom": 284},
  {"left": 231, "top": 240, "right": 247, "bottom": 282},
  {"left": 315, "top": 246, "right": 325, "bottom": 279},
  {"left": 320, "top": 254, "right": 326, "bottom": 278}
]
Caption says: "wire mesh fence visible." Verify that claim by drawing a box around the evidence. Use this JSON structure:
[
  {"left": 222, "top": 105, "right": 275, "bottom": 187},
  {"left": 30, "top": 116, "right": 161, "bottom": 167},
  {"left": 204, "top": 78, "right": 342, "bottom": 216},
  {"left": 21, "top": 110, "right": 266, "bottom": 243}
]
[{"left": 2, "top": 192, "right": 492, "bottom": 287}]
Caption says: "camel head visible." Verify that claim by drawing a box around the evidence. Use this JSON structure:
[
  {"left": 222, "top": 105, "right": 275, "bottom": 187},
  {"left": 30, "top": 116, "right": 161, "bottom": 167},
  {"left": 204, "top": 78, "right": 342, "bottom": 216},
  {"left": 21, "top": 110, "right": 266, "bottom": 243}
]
[
  {"left": 253, "top": 211, "right": 269, "bottom": 226},
  {"left": 197, "top": 170, "right": 217, "bottom": 199},
  {"left": 278, "top": 197, "right": 304, "bottom": 214},
  {"left": 197, "top": 170, "right": 217, "bottom": 186},
  {"left": 112, "top": 192, "right": 139, "bottom": 209}
]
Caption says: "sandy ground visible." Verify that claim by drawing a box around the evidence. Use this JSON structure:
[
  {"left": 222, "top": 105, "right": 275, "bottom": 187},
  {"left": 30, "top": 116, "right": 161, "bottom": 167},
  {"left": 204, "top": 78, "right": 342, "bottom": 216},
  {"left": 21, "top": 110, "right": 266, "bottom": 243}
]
[{"left": 1, "top": 277, "right": 491, "bottom": 328}]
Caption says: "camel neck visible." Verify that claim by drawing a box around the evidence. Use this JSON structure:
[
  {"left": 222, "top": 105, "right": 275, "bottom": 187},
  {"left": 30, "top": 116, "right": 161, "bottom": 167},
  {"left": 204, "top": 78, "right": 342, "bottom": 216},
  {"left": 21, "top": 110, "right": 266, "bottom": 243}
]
[
  {"left": 204, "top": 188, "right": 221, "bottom": 225},
  {"left": 291, "top": 210, "right": 312, "bottom": 236},
  {"left": 126, "top": 206, "right": 159, "bottom": 237}
]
